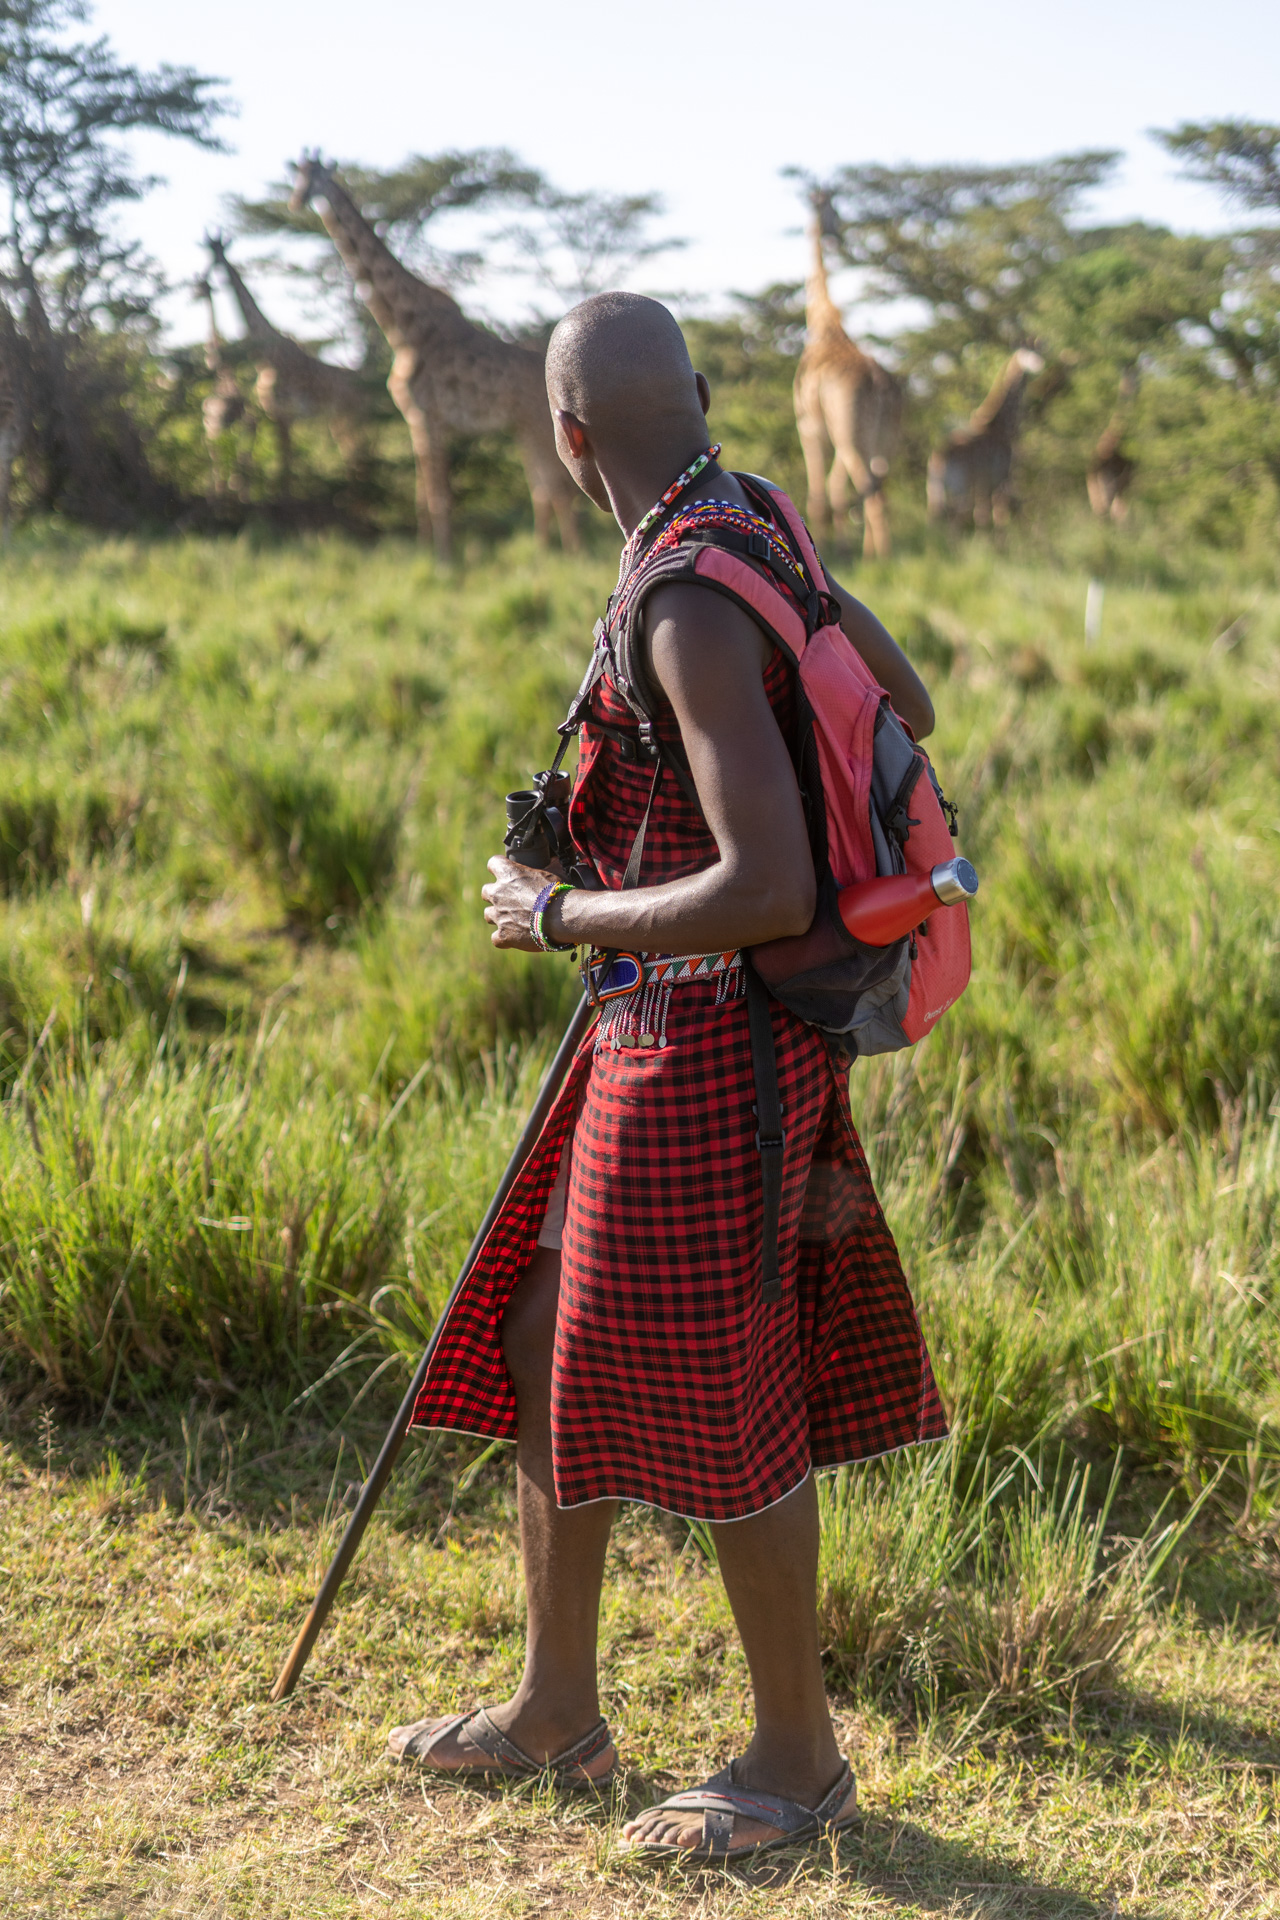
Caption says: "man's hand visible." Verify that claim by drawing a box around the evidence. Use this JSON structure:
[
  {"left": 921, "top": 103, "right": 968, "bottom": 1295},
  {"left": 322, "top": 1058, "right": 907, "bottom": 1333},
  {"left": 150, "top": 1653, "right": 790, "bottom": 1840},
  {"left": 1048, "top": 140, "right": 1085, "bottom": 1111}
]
[{"left": 483, "top": 856, "right": 560, "bottom": 950}]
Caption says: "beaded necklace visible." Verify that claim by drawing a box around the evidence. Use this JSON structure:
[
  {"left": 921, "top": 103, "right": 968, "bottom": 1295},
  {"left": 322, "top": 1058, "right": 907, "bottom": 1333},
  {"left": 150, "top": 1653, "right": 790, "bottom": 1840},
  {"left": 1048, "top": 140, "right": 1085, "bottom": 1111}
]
[
  {"left": 621, "top": 442, "right": 722, "bottom": 572},
  {"left": 613, "top": 496, "right": 804, "bottom": 628}
]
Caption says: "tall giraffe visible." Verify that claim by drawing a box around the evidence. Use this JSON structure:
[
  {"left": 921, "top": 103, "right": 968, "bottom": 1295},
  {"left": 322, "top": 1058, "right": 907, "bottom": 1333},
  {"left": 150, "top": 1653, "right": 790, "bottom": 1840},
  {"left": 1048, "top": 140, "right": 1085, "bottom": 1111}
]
[
  {"left": 793, "top": 196, "right": 902, "bottom": 559},
  {"left": 205, "top": 233, "right": 369, "bottom": 495},
  {"left": 0, "top": 301, "right": 30, "bottom": 543},
  {"left": 927, "top": 348, "right": 1045, "bottom": 529},
  {"left": 193, "top": 274, "right": 257, "bottom": 500},
  {"left": 1087, "top": 369, "right": 1138, "bottom": 523},
  {"left": 289, "top": 156, "right": 580, "bottom": 558}
]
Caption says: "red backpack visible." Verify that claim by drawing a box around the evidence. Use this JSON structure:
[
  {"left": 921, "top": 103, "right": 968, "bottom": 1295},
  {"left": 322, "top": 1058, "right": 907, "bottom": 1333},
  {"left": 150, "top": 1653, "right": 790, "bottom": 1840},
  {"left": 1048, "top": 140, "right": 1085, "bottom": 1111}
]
[
  {"left": 568, "top": 472, "right": 972, "bottom": 1056},
  {"left": 552, "top": 471, "right": 972, "bottom": 1300}
]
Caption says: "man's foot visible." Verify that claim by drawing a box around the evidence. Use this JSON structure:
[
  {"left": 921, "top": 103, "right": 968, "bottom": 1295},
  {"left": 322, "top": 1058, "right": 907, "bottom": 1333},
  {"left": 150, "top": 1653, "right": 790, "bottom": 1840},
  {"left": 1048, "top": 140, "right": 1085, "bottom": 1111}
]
[
  {"left": 621, "top": 1755, "right": 856, "bottom": 1858},
  {"left": 386, "top": 1704, "right": 616, "bottom": 1787}
]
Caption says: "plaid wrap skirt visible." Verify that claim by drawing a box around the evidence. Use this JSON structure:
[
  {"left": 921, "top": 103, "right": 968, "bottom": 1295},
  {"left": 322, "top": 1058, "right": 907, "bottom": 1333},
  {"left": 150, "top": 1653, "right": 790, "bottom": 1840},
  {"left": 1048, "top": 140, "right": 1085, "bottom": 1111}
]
[
  {"left": 411, "top": 568, "right": 946, "bottom": 1518},
  {"left": 410, "top": 978, "right": 947, "bottom": 1520}
]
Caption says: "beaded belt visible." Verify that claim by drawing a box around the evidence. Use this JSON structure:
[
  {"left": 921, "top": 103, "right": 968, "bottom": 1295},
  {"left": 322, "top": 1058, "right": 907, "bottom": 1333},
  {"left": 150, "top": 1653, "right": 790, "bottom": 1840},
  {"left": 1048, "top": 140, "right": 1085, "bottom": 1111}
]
[{"left": 588, "top": 949, "right": 743, "bottom": 1052}]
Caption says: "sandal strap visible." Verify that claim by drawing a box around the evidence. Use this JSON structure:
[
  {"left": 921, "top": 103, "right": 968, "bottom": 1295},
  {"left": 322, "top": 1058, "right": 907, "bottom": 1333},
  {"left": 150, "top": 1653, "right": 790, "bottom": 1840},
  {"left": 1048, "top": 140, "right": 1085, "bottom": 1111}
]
[
  {"left": 402, "top": 1707, "right": 535, "bottom": 1771},
  {"left": 546, "top": 1715, "right": 614, "bottom": 1778},
  {"left": 646, "top": 1759, "right": 856, "bottom": 1853},
  {"left": 399, "top": 1707, "right": 614, "bottom": 1781}
]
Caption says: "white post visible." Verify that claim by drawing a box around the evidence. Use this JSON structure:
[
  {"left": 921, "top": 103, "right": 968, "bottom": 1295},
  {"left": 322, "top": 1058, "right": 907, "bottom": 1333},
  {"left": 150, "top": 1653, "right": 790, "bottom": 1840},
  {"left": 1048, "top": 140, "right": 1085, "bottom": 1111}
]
[{"left": 1085, "top": 578, "right": 1104, "bottom": 646}]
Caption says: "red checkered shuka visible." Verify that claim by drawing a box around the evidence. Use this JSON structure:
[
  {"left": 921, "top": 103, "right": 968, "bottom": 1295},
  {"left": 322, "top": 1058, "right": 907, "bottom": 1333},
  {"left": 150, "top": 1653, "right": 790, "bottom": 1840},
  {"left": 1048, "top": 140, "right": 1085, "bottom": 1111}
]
[{"left": 410, "top": 566, "right": 947, "bottom": 1518}]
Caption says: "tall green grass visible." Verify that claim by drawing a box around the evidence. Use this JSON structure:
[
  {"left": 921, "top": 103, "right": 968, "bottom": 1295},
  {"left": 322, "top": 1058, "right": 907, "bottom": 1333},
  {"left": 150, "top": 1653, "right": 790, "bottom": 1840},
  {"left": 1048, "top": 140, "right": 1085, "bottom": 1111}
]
[{"left": 0, "top": 522, "right": 1278, "bottom": 1561}]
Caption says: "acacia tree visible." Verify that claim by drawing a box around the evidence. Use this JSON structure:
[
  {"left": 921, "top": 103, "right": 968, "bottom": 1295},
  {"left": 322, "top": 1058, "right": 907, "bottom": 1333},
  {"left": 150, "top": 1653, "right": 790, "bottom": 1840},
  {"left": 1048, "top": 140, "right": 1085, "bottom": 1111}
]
[
  {"left": 233, "top": 150, "right": 544, "bottom": 369},
  {"left": 235, "top": 151, "right": 683, "bottom": 358},
  {"left": 1158, "top": 121, "right": 1280, "bottom": 214},
  {"left": 802, "top": 152, "right": 1120, "bottom": 357},
  {"left": 0, "top": 0, "right": 229, "bottom": 517},
  {"left": 498, "top": 184, "right": 684, "bottom": 306}
]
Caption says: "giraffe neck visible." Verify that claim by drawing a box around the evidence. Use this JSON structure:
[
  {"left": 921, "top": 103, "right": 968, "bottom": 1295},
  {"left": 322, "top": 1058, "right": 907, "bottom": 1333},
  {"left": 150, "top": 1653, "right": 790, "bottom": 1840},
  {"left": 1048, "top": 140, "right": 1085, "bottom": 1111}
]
[
  {"left": 805, "top": 218, "right": 851, "bottom": 346},
  {"left": 218, "top": 256, "right": 287, "bottom": 346},
  {"left": 970, "top": 357, "right": 1030, "bottom": 438},
  {"left": 201, "top": 296, "right": 228, "bottom": 374},
  {"left": 308, "top": 170, "right": 462, "bottom": 348}
]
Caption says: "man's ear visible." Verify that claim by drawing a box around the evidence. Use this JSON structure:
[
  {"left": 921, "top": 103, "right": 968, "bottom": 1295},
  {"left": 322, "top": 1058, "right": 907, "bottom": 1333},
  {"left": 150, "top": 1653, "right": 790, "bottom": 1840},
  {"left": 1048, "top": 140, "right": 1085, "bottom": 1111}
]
[
  {"left": 695, "top": 372, "right": 711, "bottom": 417},
  {"left": 555, "top": 409, "right": 589, "bottom": 457}
]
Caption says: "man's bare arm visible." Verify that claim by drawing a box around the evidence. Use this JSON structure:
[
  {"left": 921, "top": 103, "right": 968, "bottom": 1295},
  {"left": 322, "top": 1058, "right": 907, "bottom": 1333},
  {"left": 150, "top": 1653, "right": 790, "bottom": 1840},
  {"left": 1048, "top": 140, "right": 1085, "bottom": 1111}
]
[
  {"left": 821, "top": 565, "right": 935, "bottom": 739},
  {"left": 482, "top": 588, "right": 815, "bottom": 954}
]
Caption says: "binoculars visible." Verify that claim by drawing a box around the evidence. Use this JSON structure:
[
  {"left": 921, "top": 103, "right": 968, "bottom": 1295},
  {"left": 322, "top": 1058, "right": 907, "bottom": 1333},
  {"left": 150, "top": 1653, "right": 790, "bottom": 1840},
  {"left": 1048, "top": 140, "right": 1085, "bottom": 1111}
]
[{"left": 504, "top": 776, "right": 573, "bottom": 871}]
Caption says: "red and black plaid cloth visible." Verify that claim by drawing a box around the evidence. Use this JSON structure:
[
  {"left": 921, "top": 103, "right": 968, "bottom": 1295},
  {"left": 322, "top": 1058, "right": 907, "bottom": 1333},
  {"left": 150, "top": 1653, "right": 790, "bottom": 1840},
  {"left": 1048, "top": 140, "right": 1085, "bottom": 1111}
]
[{"left": 411, "top": 535, "right": 947, "bottom": 1518}]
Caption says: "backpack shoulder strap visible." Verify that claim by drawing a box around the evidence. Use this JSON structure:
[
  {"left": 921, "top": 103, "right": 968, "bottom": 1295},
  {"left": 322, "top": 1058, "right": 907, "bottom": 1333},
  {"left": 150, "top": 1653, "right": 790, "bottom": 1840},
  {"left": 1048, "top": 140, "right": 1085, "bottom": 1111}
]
[
  {"left": 735, "top": 473, "right": 829, "bottom": 593},
  {"left": 605, "top": 507, "right": 823, "bottom": 753}
]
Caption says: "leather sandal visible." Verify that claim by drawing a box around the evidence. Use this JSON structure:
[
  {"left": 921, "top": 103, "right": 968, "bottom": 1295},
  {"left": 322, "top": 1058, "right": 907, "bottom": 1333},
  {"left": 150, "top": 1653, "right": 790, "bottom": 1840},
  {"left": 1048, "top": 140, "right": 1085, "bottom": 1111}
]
[
  {"left": 623, "top": 1757, "right": 857, "bottom": 1860},
  {"left": 386, "top": 1705, "right": 616, "bottom": 1789}
]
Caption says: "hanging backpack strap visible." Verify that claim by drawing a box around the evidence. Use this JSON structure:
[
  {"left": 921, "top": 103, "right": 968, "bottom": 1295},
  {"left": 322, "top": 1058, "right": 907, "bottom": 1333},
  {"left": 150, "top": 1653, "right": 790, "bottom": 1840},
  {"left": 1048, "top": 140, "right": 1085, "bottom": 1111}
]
[
  {"left": 582, "top": 757, "right": 664, "bottom": 1008},
  {"left": 744, "top": 960, "right": 785, "bottom": 1306},
  {"left": 622, "top": 758, "right": 663, "bottom": 891}
]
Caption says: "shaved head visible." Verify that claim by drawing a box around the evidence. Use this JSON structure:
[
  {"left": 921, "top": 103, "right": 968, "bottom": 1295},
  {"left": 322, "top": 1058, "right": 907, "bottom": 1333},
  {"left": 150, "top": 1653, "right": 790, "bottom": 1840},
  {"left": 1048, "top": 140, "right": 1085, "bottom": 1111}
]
[{"left": 546, "top": 292, "right": 706, "bottom": 454}]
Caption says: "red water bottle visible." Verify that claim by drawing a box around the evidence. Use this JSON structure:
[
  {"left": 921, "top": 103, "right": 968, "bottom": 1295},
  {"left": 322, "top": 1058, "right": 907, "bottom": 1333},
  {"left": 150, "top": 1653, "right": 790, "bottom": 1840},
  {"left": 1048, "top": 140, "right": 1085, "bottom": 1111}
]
[{"left": 837, "top": 857, "right": 978, "bottom": 946}]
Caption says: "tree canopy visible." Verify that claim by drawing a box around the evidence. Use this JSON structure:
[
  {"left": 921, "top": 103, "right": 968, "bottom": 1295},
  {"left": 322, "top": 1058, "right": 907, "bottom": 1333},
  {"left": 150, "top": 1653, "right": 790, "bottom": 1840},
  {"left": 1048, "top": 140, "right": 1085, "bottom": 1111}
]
[
  {"left": 0, "top": 0, "right": 229, "bottom": 325},
  {"left": 233, "top": 150, "right": 684, "bottom": 337},
  {"left": 798, "top": 152, "right": 1119, "bottom": 353},
  {"left": 1158, "top": 120, "right": 1280, "bottom": 214}
]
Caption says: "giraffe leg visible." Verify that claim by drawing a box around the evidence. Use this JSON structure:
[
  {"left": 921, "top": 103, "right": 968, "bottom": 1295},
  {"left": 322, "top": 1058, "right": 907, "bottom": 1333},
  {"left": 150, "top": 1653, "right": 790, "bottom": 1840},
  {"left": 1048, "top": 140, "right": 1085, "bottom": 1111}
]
[
  {"left": 862, "top": 487, "right": 892, "bottom": 560},
  {"left": 517, "top": 430, "right": 582, "bottom": 552},
  {"left": 795, "top": 405, "right": 831, "bottom": 538},
  {"left": 926, "top": 451, "right": 948, "bottom": 522},
  {"left": 826, "top": 402, "right": 876, "bottom": 552},
  {"left": 531, "top": 486, "right": 553, "bottom": 548},
  {"left": 826, "top": 448, "right": 851, "bottom": 534},
  {"left": 409, "top": 415, "right": 451, "bottom": 557},
  {"left": 331, "top": 416, "right": 367, "bottom": 476},
  {"left": 554, "top": 488, "right": 581, "bottom": 553}
]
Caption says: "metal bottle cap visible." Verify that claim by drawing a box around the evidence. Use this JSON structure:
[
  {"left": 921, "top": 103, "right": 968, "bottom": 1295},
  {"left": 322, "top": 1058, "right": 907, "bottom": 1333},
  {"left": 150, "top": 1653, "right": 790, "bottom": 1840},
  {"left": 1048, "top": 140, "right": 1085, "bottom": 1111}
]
[{"left": 930, "top": 857, "right": 979, "bottom": 905}]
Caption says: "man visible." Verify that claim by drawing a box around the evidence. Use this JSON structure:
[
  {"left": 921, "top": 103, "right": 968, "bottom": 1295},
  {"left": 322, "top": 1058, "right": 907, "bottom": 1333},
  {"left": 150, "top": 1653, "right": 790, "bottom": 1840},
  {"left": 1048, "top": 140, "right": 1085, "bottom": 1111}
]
[{"left": 393, "top": 293, "right": 946, "bottom": 1860}]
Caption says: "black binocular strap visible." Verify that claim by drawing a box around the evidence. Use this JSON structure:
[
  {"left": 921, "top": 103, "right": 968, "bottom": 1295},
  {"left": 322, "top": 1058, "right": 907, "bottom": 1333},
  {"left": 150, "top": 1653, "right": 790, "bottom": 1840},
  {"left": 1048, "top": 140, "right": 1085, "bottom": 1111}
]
[{"left": 744, "top": 962, "right": 785, "bottom": 1306}]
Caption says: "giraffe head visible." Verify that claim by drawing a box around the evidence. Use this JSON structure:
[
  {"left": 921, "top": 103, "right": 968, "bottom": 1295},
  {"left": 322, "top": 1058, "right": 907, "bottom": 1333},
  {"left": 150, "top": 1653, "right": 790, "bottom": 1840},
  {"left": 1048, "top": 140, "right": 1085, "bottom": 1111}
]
[
  {"left": 289, "top": 152, "right": 332, "bottom": 216},
  {"left": 810, "top": 188, "right": 840, "bottom": 243},
  {"left": 204, "top": 229, "right": 231, "bottom": 270}
]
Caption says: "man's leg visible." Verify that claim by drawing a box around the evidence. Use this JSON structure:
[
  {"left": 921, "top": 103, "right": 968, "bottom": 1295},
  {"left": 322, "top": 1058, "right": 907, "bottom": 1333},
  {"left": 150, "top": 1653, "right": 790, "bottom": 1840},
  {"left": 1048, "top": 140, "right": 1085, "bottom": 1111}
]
[
  {"left": 388, "top": 1247, "right": 617, "bottom": 1768},
  {"left": 623, "top": 1475, "right": 846, "bottom": 1849}
]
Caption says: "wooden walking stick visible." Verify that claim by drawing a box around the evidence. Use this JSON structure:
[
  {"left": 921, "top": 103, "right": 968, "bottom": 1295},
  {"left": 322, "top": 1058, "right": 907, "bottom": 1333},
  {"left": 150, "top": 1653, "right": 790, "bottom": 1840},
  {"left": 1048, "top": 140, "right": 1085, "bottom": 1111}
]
[{"left": 270, "top": 991, "right": 595, "bottom": 1702}]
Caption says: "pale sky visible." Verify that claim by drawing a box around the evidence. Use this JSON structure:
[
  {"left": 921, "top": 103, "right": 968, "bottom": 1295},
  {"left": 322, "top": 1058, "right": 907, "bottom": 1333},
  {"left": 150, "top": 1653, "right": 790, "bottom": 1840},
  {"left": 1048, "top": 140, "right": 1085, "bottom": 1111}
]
[{"left": 99, "top": 0, "right": 1278, "bottom": 348}]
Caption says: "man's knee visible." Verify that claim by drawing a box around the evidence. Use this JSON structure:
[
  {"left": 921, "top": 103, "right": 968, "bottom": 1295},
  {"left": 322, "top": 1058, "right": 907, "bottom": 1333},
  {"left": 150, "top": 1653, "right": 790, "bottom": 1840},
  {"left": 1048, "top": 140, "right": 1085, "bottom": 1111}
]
[{"left": 501, "top": 1248, "right": 560, "bottom": 1392}]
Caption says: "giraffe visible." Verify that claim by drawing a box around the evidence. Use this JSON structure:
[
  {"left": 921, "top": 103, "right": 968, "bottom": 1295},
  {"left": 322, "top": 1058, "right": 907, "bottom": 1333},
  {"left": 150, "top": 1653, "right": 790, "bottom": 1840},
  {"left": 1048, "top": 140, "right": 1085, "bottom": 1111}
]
[
  {"left": 193, "top": 274, "right": 257, "bottom": 500},
  {"left": 205, "top": 232, "right": 369, "bottom": 495},
  {"left": 0, "top": 301, "right": 30, "bottom": 544},
  {"left": 793, "top": 195, "right": 902, "bottom": 559},
  {"left": 289, "top": 155, "right": 581, "bottom": 559},
  {"left": 927, "top": 348, "right": 1045, "bottom": 529},
  {"left": 1087, "top": 369, "right": 1139, "bottom": 523}
]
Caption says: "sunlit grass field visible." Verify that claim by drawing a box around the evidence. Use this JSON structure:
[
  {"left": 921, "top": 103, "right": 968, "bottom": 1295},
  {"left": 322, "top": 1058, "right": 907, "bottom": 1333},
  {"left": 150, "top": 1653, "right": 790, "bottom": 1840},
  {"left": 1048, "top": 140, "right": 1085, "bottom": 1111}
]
[{"left": 3, "top": 521, "right": 1280, "bottom": 1915}]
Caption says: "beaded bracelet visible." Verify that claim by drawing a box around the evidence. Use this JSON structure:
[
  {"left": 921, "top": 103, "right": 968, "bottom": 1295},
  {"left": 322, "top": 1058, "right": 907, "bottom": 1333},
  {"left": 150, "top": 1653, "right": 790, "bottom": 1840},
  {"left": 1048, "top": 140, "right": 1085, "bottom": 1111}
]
[{"left": 530, "top": 880, "right": 576, "bottom": 953}]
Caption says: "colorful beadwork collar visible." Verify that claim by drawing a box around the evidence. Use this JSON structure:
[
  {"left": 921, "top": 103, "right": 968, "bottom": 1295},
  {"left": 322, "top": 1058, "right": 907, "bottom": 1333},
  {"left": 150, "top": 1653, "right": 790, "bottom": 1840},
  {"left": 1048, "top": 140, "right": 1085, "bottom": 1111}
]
[{"left": 622, "top": 442, "right": 722, "bottom": 569}]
